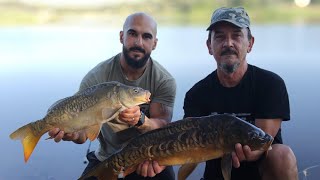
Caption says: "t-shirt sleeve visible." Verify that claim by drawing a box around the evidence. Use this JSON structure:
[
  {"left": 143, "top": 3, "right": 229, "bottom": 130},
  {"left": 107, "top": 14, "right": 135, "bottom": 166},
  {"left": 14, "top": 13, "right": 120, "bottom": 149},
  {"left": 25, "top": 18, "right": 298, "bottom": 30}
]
[
  {"left": 78, "top": 62, "right": 107, "bottom": 92},
  {"left": 151, "top": 78, "right": 176, "bottom": 107},
  {"left": 183, "top": 87, "right": 204, "bottom": 118},
  {"left": 255, "top": 74, "right": 290, "bottom": 121},
  {"left": 78, "top": 73, "right": 100, "bottom": 92},
  {"left": 79, "top": 76, "right": 93, "bottom": 91}
]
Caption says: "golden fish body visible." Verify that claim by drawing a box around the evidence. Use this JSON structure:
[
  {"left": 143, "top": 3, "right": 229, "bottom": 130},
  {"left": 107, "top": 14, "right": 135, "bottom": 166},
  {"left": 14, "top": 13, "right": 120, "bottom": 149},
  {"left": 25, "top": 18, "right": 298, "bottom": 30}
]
[
  {"left": 10, "top": 81, "right": 151, "bottom": 162},
  {"left": 79, "top": 114, "right": 273, "bottom": 180}
]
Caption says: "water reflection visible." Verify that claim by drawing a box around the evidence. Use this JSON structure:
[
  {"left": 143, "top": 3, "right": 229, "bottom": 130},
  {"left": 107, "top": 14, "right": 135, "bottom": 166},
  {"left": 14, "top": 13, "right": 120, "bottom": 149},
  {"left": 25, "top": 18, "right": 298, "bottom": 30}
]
[{"left": 299, "top": 164, "right": 320, "bottom": 180}]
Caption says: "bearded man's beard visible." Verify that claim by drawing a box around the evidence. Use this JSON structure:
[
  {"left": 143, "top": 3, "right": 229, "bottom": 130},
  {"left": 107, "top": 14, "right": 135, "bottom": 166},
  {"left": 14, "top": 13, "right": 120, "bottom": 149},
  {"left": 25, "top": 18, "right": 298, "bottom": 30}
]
[
  {"left": 219, "top": 47, "right": 240, "bottom": 74},
  {"left": 123, "top": 46, "right": 150, "bottom": 69},
  {"left": 218, "top": 62, "right": 240, "bottom": 74}
]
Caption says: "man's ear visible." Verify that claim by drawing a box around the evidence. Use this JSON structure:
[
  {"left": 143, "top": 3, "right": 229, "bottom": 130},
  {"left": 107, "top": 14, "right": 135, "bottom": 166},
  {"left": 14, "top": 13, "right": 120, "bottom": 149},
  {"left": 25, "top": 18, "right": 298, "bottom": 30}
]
[
  {"left": 152, "top": 38, "right": 158, "bottom": 50},
  {"left": 206, "top": 39, "right": 213, "bottom": 55},
  {"left": 247, "top": 36, "right": 255, "bottom": 53},
  {"left": 120, "top": 31, "right": 124, "bottom": 44}
]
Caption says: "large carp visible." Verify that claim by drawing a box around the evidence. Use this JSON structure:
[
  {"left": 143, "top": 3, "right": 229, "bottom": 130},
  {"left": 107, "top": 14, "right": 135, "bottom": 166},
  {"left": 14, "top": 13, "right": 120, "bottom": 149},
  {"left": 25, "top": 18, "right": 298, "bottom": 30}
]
[
  {"left": 79, "top": 114, "right": 273, "bottom": 180},
  {"left": 10, "top": 81, "right": 151, "bottom": 162}
]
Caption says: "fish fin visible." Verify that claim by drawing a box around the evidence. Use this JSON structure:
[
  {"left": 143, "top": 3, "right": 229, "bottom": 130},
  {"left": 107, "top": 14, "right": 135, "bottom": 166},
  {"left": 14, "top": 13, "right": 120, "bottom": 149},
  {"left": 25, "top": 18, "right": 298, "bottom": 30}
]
[
  {"left": 9, "top": 123, "right": 42, "bottom": 163},
  {"left": 47, "top": 98, "right": 66, "bottom": 113},
  {"left": 85, "top": 124, "right": 101, "bottom": 141},
  {"left": 101, "top": 105, "right": 122, "bottom": 121},
  {"left": 178, "top": 163, "right": 198, "bottom": 180},
  {"left": 78, "top": 161, "right": 117, "bottom": 180},
  {"left": 221, "top": 153, "right": 232, "bottom": 180}
]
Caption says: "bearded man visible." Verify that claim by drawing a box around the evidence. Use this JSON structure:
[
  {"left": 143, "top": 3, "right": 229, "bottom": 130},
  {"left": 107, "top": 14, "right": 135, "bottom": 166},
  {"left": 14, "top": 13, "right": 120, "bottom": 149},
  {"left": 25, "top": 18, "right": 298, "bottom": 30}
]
[{"left": 48, "top": 12, "right": 176, "bottom": 180}]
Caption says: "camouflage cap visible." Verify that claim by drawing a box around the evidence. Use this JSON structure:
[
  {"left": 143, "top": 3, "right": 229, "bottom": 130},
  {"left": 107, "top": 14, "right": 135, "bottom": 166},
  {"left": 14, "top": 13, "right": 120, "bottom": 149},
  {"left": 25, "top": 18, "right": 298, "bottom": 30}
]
[{"left": 206, "top": 7, "right": 250, "bottom": 31}]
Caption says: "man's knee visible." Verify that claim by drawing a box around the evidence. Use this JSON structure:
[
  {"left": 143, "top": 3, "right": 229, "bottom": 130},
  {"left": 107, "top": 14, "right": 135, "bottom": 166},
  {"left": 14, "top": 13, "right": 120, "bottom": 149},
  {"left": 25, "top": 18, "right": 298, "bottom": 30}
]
[
  {"left": 261, "top": 144, "right": 298, "bottom": 180},
  {"left": 267, "top": 144, "right": 297, "bottom": 167}
]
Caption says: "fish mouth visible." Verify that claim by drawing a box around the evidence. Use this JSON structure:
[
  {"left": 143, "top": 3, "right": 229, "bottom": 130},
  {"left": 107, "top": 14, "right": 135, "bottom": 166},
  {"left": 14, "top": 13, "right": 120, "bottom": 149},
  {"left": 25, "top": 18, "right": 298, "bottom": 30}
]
[
  {"left": 261, "top": 134, "right": 274, "bottom": 151},
  {"left": 145, "top": 91, "right": 151, "bottom": 103},
  {"left": 265, "top": 139, "right": 273, "bottom": 150}
]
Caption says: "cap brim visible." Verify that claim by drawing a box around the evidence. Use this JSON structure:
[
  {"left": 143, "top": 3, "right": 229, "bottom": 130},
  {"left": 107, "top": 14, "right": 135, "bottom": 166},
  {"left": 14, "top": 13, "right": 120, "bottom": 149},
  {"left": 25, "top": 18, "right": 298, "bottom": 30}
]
[{"left": 206, "top": 20, "right": 248, "bottom": 31}]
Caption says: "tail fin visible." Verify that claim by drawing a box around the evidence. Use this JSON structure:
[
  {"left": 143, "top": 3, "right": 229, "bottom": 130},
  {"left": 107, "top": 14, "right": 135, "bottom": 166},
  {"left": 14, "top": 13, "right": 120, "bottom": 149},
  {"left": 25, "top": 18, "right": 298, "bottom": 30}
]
[
  {"left": 79, "top": 161, "right": 117, "bottom": 180},
  {"left": 10, "top": 122, "right": 43, "bottom": 162}
]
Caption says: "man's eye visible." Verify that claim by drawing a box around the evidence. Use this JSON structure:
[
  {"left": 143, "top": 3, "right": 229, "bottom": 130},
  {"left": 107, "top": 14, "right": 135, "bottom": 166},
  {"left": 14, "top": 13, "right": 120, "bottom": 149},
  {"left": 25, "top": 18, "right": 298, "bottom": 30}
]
[
  {"left": 143, "top": 35, "right": 152, "bottom": 39},
  {"left": 128, "top": 32, "right": 136, "bottom": 36}
]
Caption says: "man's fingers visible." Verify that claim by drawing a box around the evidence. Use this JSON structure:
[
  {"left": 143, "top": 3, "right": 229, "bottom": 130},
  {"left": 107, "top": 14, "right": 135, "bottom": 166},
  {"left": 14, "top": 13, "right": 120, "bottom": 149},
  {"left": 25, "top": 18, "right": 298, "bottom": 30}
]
[
  {"left": 54, "top": 130, "right": 64, "bottom": 142},
  {"left": 63, "top": 132, "right": 81, "bottom": 141},
  {"left": 119, "top": 106, "right": 141, "bottom": 122},
  {"left": 48, "top": 128, "right": 60, "bottom": 137},
  {"left": 136, "top": 163, "right": 143, "bottom": 175},
  {"left": 232, "top": 151, "right": 240, "bottom": 168},
  {"left": 152, "top": 161, "right": 165, "bottom": 174},
  {"left": 243, "top": 145, "right": 251, "bottom": 159},
  {"left": 75, "top": 132, "right": 88, "bottom": 143},
  {"left": 120, "top": 112, "right": 140, "bottom": 119},
  {"left": 140, "top": 161, "right": 149, "bottom": 177},
  {"left": 71, "top": 132, "right": 79, "bottom": 141},
  {"left": 61, "top": 133, "right": 71, "bottom": 141},
  {"left": 147, "top": 162, "right": 156, "bottom": 177},
  {"left": 48, "top": 129, "right": 86, "bottom": 143},
  {"left": 235, "top": 143, "right": 246, "bottom": 161}
]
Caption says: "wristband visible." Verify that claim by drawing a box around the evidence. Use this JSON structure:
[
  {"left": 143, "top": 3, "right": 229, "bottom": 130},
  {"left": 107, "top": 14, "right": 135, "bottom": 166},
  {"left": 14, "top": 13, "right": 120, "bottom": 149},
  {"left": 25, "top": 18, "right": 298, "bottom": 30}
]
[{"left": 135, "top": 111, "right": 145, "bottom": 127}]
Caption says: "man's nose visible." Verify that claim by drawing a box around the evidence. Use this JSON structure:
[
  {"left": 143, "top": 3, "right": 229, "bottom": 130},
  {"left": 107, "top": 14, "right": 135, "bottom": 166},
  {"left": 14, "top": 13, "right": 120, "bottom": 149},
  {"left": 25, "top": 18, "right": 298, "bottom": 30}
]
[
  {"left": 134, "top": 36, "right": 143, "bottom": 46},
  {"left": 223, "top": 37, "right": 234, "bottom": 48}
]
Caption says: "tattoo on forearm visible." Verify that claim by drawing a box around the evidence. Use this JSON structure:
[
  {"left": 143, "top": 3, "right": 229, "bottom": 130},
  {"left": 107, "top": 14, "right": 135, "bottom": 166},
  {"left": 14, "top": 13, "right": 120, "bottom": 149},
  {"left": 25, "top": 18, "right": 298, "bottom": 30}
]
[{"left": 159, "top": 104, "right": 173, "bottom": 121}]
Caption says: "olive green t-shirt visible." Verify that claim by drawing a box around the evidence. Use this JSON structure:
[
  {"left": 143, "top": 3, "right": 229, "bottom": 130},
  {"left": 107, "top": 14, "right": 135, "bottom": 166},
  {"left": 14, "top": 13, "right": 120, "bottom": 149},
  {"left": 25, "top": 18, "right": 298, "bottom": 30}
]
[{"left": 79, "top": 53, "right": 176, "bottom": 161}]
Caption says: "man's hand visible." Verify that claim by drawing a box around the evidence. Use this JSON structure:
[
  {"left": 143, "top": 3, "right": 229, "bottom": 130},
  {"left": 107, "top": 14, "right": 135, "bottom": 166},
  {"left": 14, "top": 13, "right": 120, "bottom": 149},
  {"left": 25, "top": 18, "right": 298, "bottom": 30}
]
[
  {"left": 136, "top": 160, "right": 166, "bottom": 177},
  {"left": 118, "top": 105, "right": 142, "bottom": 126},
  {"left": 48, "top": 128, "right": 87, "bottom": 144},
  {"left": 232, "top": 143, "right": 265, "bottom": 168}
]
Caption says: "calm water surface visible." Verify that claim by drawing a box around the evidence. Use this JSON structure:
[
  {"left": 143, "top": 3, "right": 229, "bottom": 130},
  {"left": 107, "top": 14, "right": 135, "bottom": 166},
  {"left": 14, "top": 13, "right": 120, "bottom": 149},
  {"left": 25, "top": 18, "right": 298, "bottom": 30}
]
[{"left": 0, "top": 25, "right": 319, "bottom": 179}]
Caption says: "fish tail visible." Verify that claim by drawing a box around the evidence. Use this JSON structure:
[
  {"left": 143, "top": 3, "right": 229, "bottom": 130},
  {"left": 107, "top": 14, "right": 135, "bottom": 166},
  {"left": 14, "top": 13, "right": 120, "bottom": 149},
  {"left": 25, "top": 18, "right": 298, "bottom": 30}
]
[
  {"left": 9, "top": 120, "right": 47, "bottom": 162},
  {"left": 79, "top": 162, "right": 117, "bottom": 180}
]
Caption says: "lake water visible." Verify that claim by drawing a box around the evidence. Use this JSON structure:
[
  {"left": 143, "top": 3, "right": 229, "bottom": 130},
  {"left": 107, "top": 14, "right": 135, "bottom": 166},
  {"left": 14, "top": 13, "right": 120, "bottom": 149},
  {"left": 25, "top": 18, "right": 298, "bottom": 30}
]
[{"left": 1, "top": 25, "right": 320, "bottom": 179}]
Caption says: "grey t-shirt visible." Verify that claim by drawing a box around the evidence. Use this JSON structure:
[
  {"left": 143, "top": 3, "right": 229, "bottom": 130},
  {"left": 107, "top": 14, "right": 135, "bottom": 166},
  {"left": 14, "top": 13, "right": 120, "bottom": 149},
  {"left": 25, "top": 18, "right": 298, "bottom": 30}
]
[{"left": 79, "top": 53, "right": 176, "bottom": 161}]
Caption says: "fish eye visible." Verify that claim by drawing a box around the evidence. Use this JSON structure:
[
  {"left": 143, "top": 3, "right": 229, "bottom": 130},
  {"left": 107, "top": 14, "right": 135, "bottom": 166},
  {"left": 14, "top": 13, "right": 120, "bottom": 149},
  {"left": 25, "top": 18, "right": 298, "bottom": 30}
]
[
  {"left": 133, "top": 88, "right": 139, "bottom": 93},
  {"left": 258, "top": 131, "right": 265, "bottom": 138}
]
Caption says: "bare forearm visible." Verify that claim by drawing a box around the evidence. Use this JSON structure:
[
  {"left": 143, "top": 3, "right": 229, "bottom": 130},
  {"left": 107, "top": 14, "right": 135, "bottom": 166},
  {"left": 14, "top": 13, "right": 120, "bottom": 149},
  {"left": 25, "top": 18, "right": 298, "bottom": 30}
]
[
  {"left": 255, "top": 118, "right": 282, "bottom": 138},
  {"left": 137, "top": 116, "right": 168, "bottom": 132},
  {"left": 137, "top": 102, "right": 173, "bottom": 133}
]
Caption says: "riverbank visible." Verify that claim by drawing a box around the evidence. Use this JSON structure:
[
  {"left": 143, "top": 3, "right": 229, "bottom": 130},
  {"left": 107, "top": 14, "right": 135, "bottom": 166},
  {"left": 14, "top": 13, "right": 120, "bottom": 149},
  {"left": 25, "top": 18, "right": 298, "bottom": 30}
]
[{"left": 1, "top": 1, "right": 320, "bottom": 26}]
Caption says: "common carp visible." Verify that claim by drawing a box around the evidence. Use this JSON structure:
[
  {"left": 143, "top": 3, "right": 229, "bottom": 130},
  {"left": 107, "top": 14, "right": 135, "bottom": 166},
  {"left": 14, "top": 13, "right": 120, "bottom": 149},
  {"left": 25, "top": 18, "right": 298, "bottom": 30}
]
[
  {"left": 79, "top": 114, "right": 273, "bottom": 180},
  {"left": 10, "top": 81, "right": 151, "bottom": 162}
]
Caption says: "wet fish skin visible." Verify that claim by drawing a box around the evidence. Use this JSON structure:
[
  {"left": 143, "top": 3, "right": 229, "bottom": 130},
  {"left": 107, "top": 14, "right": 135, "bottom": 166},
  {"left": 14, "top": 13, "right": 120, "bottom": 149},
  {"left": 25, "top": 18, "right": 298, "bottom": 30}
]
[
  {"left": 10, "top": 81, "right": 151, "bottom": 162},
  {"left": 79, "top": 114, "right": 273, "bottom": 180}
]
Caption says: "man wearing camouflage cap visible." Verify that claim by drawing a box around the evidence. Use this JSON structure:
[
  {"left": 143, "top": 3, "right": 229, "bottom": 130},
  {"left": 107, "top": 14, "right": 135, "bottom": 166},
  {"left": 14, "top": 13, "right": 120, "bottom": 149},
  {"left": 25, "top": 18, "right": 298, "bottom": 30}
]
[{"left": 183, "top": 7, "right": 298, "bottom": 180}]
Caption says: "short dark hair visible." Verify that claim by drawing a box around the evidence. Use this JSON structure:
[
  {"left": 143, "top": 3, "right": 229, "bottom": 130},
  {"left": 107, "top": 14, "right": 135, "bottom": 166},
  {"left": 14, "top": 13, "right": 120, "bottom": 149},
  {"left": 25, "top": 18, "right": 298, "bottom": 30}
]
[{"left": 207, "top": 27, "right": 252, "bottom": 41}]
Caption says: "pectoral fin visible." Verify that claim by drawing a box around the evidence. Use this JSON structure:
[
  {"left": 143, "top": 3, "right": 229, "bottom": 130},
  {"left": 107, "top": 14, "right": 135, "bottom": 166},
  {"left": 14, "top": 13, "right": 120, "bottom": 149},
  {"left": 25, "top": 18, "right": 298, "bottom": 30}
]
[
  {"left": 101, "top": 105, "right": 122, "bottom": 121},
  {"left": 85, "top": 124, "right": 101, "bottom": 141},
  {"left": 221, "top": 153, "right": 232, "bottom": 180},
  {"left": 178, "top": 163, "right": 198, "bottom": 180}
]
